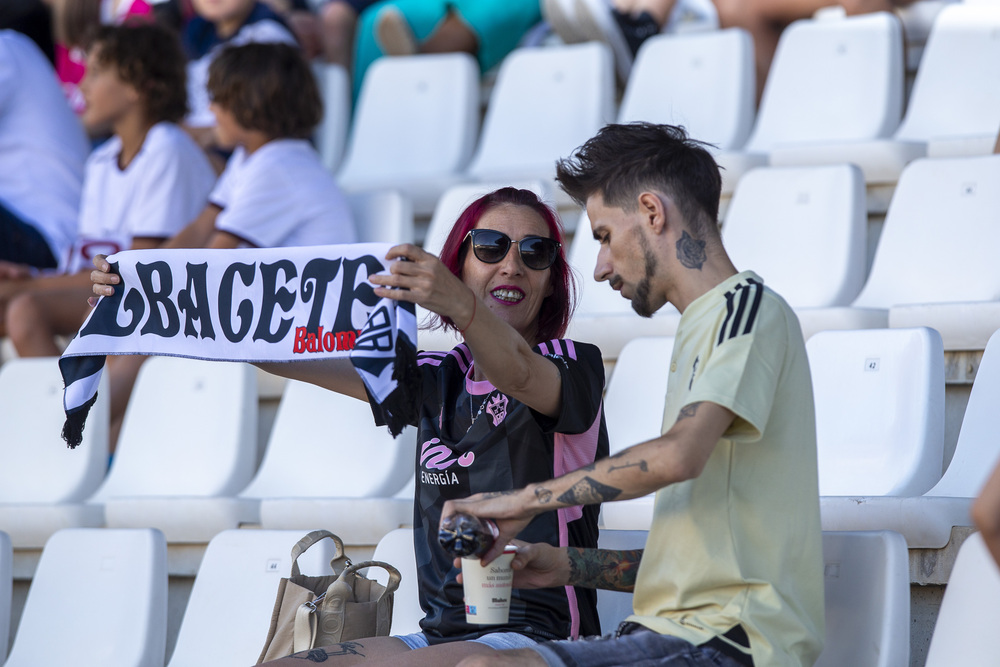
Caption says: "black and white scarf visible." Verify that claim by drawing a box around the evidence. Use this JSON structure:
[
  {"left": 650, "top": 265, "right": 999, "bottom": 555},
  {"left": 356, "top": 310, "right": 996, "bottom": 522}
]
[{"left": 59, "top": 244, "right": 419, "bottom": 447}]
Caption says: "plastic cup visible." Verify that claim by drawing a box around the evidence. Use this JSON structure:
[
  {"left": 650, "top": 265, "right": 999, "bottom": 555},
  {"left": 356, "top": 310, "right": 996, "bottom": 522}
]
[{"left": 461, "top": 544, "right": 518, "bottom": 624}]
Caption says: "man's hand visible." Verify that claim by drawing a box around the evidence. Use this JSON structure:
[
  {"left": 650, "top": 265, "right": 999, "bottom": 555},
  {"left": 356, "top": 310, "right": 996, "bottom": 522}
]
[
  {"left": 441, "top": 488, "right": 538, "bottom": 563},
  {"left": 454, "top": 540, "right": 570, "bottom": 590}
]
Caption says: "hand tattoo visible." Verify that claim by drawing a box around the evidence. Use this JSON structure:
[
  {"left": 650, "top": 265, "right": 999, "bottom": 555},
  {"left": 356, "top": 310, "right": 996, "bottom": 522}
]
[
  {"left": 557, "top": 477, "right": 622, "bottom": 505},
  {"left": 676, "top": 230, "right": 706, "bottom": 270}
]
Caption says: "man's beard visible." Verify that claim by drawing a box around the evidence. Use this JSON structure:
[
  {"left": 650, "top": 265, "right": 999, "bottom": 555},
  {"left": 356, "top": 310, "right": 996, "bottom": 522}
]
[{"left": 629, "top": 244, "right": 658, "bottom": 318}]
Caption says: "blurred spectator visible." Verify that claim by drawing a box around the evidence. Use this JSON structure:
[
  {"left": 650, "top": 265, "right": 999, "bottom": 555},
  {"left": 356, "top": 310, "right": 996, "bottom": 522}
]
[
  {"left": 0, "top": 29, "right": 88, "bottom": 277},
  {"left": 262, "top": 0, "right": 379, "bottom": 68},
  {"left": 5, "top": 24, "right": 215, "bottom": 359},
  {"left": 352, "top": 0, "right": 542, "bottom": 98},
  {"left": 0, "top": 0, "right": 55, "bottom": 61},
  {"left": 973, "top": 459, "right": 1000, "bottom": 569}
]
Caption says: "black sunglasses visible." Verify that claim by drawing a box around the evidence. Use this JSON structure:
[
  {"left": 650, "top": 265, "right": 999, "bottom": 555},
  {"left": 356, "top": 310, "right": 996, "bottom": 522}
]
[{"left": 462, "top": 229, "right": 561, "bottom": 271}]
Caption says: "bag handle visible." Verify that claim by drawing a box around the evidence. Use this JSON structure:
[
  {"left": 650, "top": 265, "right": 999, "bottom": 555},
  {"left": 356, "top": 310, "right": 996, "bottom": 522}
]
[
  {"left": 335, "top": 560, "right": 402, "bottom": 599},
  {"left": 289, "top": 530, "right": 347, "bottom": 577}
]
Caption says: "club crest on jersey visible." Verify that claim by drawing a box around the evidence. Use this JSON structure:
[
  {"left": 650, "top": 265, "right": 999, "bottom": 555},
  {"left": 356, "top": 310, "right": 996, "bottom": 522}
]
[{"left": 486, "top": 394, "right": 508, "bottom": 426}]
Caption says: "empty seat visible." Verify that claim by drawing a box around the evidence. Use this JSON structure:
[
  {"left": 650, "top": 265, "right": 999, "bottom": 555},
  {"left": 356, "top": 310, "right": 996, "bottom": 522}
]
[
  {"left": 0, "top": 530, "right": 10, "bottom": 660},
  {"left": 821, "top": 328, "right": 1000, "bottom": 547},
  {"left": 370, "top": 527, "right": 421, "bottom": 636},
  {"left": 167, "top": 529, "right": 341, "bottom": 667},
  {"left": 466, "top": 42, "right": 615, "bottom": 205},
  {"left": 924, "top": 532, "right": 1000, "bottom": 666},
  {"left": 814, "top": 531, "right": 910, "bottom": 667},
  {"left": 808, "top": 328, "right": 945, "bottom": 497},
  {"left": 4, "top": 528, "right": 167, "bottom": 667},
  {"left": 312, "top": 62, "right": 351, "bottom": 173},
  {"left": 337, "top": 53, "right": 480, "bottom": 216},
  {"left": 92, "top": 357, "right": 259, "bottom": 543},
  {"left": 715, "top": 12, "right": 904, "bottom": 197},
  {"left": 0, "top": 357, "right": 108, "bottom": 548},
  {"left": 347, "top": 190, "right": 415, "bottom": 245},
  {"left": 240, "top": 379, "right": 416, "bottom": 545},
  {"left": 618, "top": 28, "right": 755, "bottom": 152}
]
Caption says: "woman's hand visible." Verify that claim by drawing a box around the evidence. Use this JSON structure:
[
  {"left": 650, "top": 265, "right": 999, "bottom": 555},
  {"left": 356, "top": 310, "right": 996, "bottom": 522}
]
[
  {"left": 369, "top": 244, "right": 476, "bottom": 330},
  {"left": 454, "top": 540, "right": 570, "bottom": 590},
  {"left": 87, "top": 254, "right": 119, "bottom": 306}
]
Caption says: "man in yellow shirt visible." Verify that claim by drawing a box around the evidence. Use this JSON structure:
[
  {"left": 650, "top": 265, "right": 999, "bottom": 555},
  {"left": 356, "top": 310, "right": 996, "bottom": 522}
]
[{"left": 443, "top": 122, "right": 824, "bottom": 667}]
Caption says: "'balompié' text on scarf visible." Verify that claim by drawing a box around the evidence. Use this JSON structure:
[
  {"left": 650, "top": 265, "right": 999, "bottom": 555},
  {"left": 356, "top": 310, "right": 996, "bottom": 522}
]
[{"left": 59, "top": 243, "right": 418, "bottom": 447}]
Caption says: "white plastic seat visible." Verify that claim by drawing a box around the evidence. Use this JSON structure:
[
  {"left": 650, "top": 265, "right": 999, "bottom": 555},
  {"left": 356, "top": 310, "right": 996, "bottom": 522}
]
[
  {"left": 370, "top": 527, "right": 421, "bottom": 635},
  {"left": 795, "top": 155, "right": 1000, "bottom": 346},
  {"left": 0, "top": 357, "right": 108, "bottom": 548},
  {"left": 312, "top": 62, "right": 351, "bottom": 173},
  {"left": 565, "top": 212, "right": 681, "bottom": 361},
  {"left": 715, "top": 12, "right": 904, "bottom": 196},
  {"left": 4, "top": 528, "right": 167, "bottom": 667},
  {"left": 166, "top": 529, "right": 341, "bottom": 667},
  {"left": 241, "top": 379, "right": 416, "bottom": 545},
  {"left": 924, "top": 532, "right": 1000, "bottom": 666},
  {"left": 92, "top": 358, "right": 259, "bottom": 543},
  {"left": 814, "top": 531, "right": 910, "bottom": 667},
  {"left": 465, "top": 43, "right": 615, "bottom": 206},
  {"left": 337, "top": 53, "right": 480, "bottom": 216},
  {"left": 821, "top": 328, "right": 1000, "bottom": 547},
  {"left": 771, "top": 4, "right": 1000, "bottom": 191},
  {"left": 599, "top": 338, "right": 673, "bottom": 530},
  {"left": 723, "top": 165, "right": 867, "bottom": 309},
  {"left": 347, "top": 190, "right": 415, "bottom": 245},
  {"left": 0, "top": 530, "right": 10, "bottom": 660},
  {"left": 808, "top": 328, "right": 945, "bottom": 497},
  {"left": 618, "top": 28, "right": 755, "bottom": 152}
]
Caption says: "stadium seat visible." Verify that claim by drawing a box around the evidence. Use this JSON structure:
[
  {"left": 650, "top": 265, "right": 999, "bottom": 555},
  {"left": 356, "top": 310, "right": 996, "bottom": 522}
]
[
  {"left": 465, "top": 42, "right": 615, "bottom": 206},
  {"left": 4, "top": 528, "right": 167, "bottom": 667},
  {"left": 715, "top": 12, "right": 904, "bottom": 197},
  {"left": 599, "top": 337, "right": 673, "bottom": 530},
  {"left": 814, "top": 531, "right": 910, "bottom": 667},
  {"left": 312, "top": 62, "right": 351, "bottom": 173},
  {"left": 808, "top": 328, "right": 945, "bottom": 497},
  {"left": 166, "top": 529, "right": 341, "bottom": 667},
  {"left": 821, "top": 328, "right": 1000, "bottom": 547},
  {"left": 0, "top": 530, "right": 10, "bottom": 660},
  {"left": 370, "top": 527, "right": 422, "bottom": 635},
  {"left": 618, "top": 29, "right": 755, "bottom": 153},
  {"left": 241, "top": 379, "right": 416, "bottom": 545},
  {"left": 347, "top": 190, "right": 415, "bottom": 245},
  {"left": 91, "top": 358, "right": 259, "bottom": 543},
  {"left": 337, "top": 53, "right": 480, "bottom": 216},
  {"left": 795, "top": 155, "right": 1000, "bottom": 346},
  {"left": 723, "top": 164, "right": 868, "bottom": 309},
  {"left": 923, "top": 532, "right": 1000, "bottom": 666},
  {"left": 0, "top": 357, "right": 108, "bottom": 548},
  {"left": 594, "top": 529, "right": 648, "bottom": 630},
  {"left": 771, "top": 4, "right": 1000, "bottom": 206}
]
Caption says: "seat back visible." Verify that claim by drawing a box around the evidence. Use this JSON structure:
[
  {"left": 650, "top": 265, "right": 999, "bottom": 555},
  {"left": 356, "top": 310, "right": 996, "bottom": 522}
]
[
  {"left": 92, "top": 357, "right": 257, "bottom": 500},
  {"left": 167, "top": 529, "right": 341, "bottom": 667},
  {"left": 371, "top": 528, "right": 421, "bottom": 635},
  {"left": 312, "top": 62, "right": 351, "bottom": 173},
  {"left": 0, "top": 530, "right": 10, "bottom": 660},
  {"left": 924, "top": 532, "right": 1000, "bottom": 666},
  {"left": 929, "top": 328, "right": 1000, "bottom": 498},
  {"left": 338, "top": 53, "right": 479, "bottom": 185},
  {"left": 619, "top": 28, "right": 755, "bottom": 151},
  {"left": 745, "top": 12, "right": 904, "bottom": 153},
  {"left": 348, "top": 190, "right": 415, "bottom": 244},
  {"left": 807, "top": 328, "right": 945, "bottom": 496},
  {"left": 240, "top": 379, "right": 415, "bottom": 500},
  {"left": 815, "top": 531, "right": 910, "bottom": 667},
  {"left": 0, "top": 357, "right": 109, "bottom": 503},
  {"left": 604, "top": 337, "right": 674, "bottom": 456},
  {"left": 723, "top": 165, "right": 867, "bottom": 308},
  {"left": 895, "top": 4, "right": 1000, "bottom": 143},
  {"left": 4, "top": 528, "right": 167, "bottom": 667},
  {"left": 852, "top": 155, "right": 1000, "bottom": 309},
  {"left": 467, "top": 42, "right": 615, "bottom": 182}
]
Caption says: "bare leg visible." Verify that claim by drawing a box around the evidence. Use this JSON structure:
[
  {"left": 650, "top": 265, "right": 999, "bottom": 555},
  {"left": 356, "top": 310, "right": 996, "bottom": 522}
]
[
  {"left": 6, "top": 287, "right": 91, "bottom": 357},
  {"left": 376, "top": 9, "right": 478, "bottom": 58},
  {"left": 321, "top": 1, "right": 360, "bottom": 68},
  {"left": 420, "top": 12, "right": 478, "bottom": 56},
  {"left": 715, "top": 0, "right": 784, "bottom": 103},
  {"left": 455, "top": 648, "right": 547, "bottom": 667},
  {"left": 259, "top": 636, "right": 502, "bottom": 666}
]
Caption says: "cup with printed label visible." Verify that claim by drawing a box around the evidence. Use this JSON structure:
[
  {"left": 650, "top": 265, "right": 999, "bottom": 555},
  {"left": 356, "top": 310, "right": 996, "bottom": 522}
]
[{"left": 462, "top": 544, "right": 519, "bottom": 625}]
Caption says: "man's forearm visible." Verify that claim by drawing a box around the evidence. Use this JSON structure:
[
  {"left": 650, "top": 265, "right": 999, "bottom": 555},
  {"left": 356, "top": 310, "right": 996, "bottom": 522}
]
[{"left": 567, "top": 548, "right": 643, "bottom": 592}]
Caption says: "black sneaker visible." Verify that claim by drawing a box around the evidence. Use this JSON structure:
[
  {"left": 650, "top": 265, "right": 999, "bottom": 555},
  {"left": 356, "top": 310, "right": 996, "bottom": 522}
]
[
  {"left": 612, "top": 9, "right": 660, "bottom": 58},
  {"left": 574, "top": 0, "right": 661, "bottom": 81}
]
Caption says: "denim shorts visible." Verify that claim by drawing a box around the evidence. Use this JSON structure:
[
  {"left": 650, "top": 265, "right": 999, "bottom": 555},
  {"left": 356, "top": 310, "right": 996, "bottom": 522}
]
[
  {"left": 529, "top": 623, "right": 751, "bottom": 667},
  {"left": 394, "top": 631, "right": 541, "bottom": 651}
]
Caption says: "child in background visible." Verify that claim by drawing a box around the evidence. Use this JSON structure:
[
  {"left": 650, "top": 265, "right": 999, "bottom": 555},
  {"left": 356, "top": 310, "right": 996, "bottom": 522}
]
[
  {"left": 87, "top": 40, "right": 358, "bottom": 449},
  {"left": 5, "top": 23, "right": 216, "bottom": 353}
]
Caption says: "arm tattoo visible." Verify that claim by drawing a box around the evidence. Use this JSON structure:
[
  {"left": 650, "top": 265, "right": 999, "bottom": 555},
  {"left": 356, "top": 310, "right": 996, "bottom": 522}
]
[
  {"left": 481, "top": 490, "right": 518, "bottom": 499},
  {"left": 567, "top": 548, "right": 643, "bottom": 592},
  {"left": 607, "top": 460, "right": 648, "bottom": 473},
  {"left": 676, "top": 230, "right": 707, "bottom": 270},
  {"left": 292, "top": 642, "right": 365, "bottom": 660},
  {"left": 676, "top": 402, "right": 702, "bottom": 422},
  {"left": 534, "top": 487, "right": 553, "bottom": 504},
  {"left": 557, "top": 476, "right": 622, "bottom": 505}
]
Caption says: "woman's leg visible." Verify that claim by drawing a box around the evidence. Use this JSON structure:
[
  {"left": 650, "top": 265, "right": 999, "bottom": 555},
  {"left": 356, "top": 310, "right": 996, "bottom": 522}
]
[
  {"left": 260, "top": 636, "right": 502, "bottom": 667},
  {"left": 6, "top": 286, "right": 91, "bottom": 357}
]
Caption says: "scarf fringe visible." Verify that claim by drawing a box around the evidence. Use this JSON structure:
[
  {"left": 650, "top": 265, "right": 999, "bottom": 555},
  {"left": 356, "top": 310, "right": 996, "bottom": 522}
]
[{"left": 62, "top": 394, "right": 97, "bottom": 449}]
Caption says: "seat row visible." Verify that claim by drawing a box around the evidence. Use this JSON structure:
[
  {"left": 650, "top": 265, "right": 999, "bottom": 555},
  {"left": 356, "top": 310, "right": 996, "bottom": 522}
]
[
  {"left": 2, "top": 525, "right": 998, "bottom": 666},
  {"left": 311, "top": 3, "right": 1000, "bottom": 217}
]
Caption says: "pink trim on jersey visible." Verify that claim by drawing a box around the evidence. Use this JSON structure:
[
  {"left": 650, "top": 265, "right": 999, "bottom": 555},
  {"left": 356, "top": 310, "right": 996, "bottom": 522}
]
[
  {"left": 557, "top": 508, "right": 581, "bottom": 639},
  {"left": 417, "top": 347, "right": 471, "bottom": 374}
]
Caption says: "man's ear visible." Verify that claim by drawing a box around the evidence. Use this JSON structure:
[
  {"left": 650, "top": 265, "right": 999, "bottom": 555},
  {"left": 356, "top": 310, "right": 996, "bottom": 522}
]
[{"left": 637, "top": 192, "right": 668, "bottom": 234}]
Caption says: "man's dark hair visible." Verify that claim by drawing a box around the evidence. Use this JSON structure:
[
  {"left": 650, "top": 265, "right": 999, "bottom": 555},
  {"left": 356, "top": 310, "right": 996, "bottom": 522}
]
[
  {"left": 207, "top": 42, "right": 322, "bottom": 139},
  {"left": 90, "top": 23, "right": 188, "bottom": 125},
  {"left": 556, "top": 123, "right": 723, "bottom": 237}
]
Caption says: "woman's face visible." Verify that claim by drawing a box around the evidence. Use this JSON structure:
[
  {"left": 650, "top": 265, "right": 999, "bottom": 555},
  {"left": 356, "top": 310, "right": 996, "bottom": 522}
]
[
  {"left": 191, "top": 0, "right": 254, "bottom": 28},
  {"left": 460, "top": 204, "right": 556, "bottom": 345},
  {"left": 79, "top": 46, "right": 140, "bottom": 135}
]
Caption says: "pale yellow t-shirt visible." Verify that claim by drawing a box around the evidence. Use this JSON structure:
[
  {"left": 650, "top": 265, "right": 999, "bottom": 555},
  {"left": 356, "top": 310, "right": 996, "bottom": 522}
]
[{"left": 627, "top": 271, "right": 825, "bottom": 667}]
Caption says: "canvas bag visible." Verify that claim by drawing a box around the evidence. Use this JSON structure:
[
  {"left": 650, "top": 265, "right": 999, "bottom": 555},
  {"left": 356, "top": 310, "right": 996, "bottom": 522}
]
[{"left": 257, "top": 530, "right": 402, "bottom": 663}]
